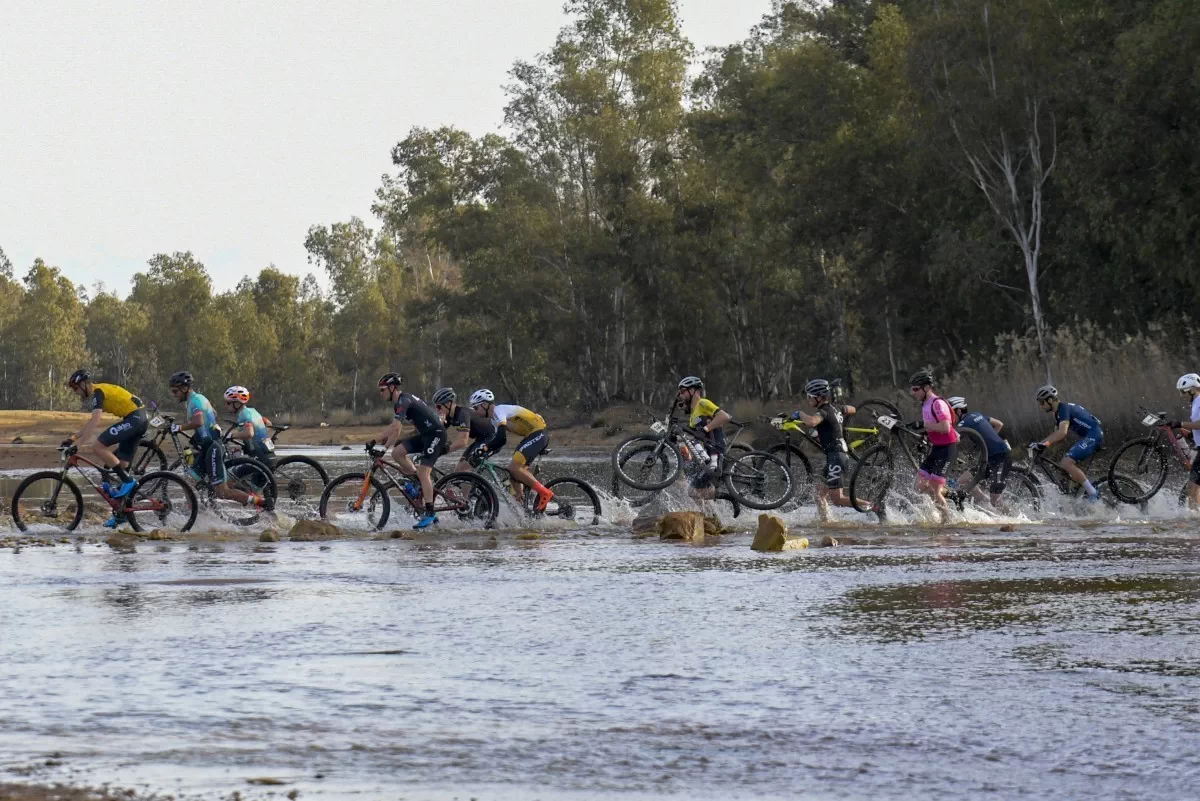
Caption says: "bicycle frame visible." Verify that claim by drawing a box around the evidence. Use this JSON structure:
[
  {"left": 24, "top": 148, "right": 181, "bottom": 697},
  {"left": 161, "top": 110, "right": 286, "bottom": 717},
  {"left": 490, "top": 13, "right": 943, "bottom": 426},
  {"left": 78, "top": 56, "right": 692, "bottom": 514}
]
[
  {"left": 1137, "top": 406, "right": 1194, "bottom": 468},
  {"left": 1028, "top": 449, "right": 1094, "bottom": 497},
  {"left": 56, "top": 451, "right": 126, "bottom": 512},
  {"left": 765, "top": 415, "right": 882, "bottom": 460}
]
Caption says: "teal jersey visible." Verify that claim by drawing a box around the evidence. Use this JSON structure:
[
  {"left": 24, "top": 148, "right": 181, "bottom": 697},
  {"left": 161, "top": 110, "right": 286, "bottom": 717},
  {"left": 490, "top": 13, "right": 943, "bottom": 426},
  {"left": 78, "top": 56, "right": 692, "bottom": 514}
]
[
  {"left": 237, "top": 406, "right": 269, "bottom": 446},
  {"left": 186, "top": 391, "right": 220, "bottom": 445}
]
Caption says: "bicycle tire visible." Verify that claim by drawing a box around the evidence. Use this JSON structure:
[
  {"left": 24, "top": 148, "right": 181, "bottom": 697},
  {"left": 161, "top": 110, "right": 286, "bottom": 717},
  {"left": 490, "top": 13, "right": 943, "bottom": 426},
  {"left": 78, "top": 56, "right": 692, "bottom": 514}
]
[
  {"left": 612, "top": 442, "right": 673, "bottom": 506},
  {"left": 434, "top": 471, "right": 499, "bottom": 528},
  {"left": 1004, "top": 465, "right": 1043, "bottom": 512},
  {"left": 10, "top": 471, "right": 84, "bottom": 532},
  {"left": 542, "top": 477, "right": 602, "bottom": 525},
  {"left": 272, "top": 455, "right": 329, "bottom": 518},
  {"left": 131, "top": 440, "right": 168, "bottom": 476},
  {"left": 611, "top": 434, "right": 682, "bottom": 491},
  {"left": 952, "top": 426, "right": 990, "bottom": 489},
  {"left": 124, "top": 471, "right": 198, "bottom": 533},
  {"left": 1096, "top": 473, "right": 1148, "bottom": 512},
  {"left": 1105, "top": 438, "right": 1168, "bottom": 504},
  {"left": 1178, "top": 484, "right": 1193, "bottom": 510},
  {"left": 723, "top": 450, "right": 795, "bottom": 510},
  {"left": 319, "top": 472, "right": 391, "bottom": 530},
  {"left": 845, "top": 400, "right": 898, "bottom": 460},
  {"left": 765, "top": 443, "right": 814, "bottom": 507},
  {"left": 848, "top": 443, "right": 894, "bottom": 513}
]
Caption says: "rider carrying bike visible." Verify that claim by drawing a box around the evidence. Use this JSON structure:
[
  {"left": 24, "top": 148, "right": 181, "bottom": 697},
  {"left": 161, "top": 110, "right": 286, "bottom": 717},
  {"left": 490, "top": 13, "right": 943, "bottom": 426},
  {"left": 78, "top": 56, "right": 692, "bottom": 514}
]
[
  {"left": 168, "top": 371, "right": 268, "bottom": 510},
  {"left": 947, "top": 396, "right": 1012, "bottom": 509},
  {"left": 469, "top": 389, "right": 554, "bottom": 512},
  {"left": 1032, "top": 385, "right": 1103, "bottom": 502},
  {"left": 910, "top": 370, "right": 957, "bottom": 522},
  {"left": 676, "top": 375, "right": 730, "bottom": 501},
  {"left": 377, "top": 373, "right": 446, "bottom": 529},
  {"left": 224, "top": 386, "right": 272, "bottom": 465},
  {"left": 64, "top": 369, "right": 146, "bottom": 514},
  {"left": 431, "top": 387, "right": 497, "bottom": 473},
  {"left": 789, "top": 378, "right": 856, "bottom": 522},
  {"left": 1169, "top": 373, "right": 1200, "bottom": 511}
]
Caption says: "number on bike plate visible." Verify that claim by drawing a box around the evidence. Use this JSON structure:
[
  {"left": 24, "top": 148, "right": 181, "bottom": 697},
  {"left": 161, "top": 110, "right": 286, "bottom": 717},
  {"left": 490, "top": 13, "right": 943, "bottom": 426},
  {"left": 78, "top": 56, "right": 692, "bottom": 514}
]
[
  {"left": 149, "top": 416, "right": 165, "bottom": 428},
  {"left": 877, "top": 415, "right": 897, "bottom": 430},
  {"left": 1142, "top": 414, "right": 1161, "bottom": 427},
  {"left": 770, "top": 416, "right": 786, "bottom": 429},
  {"left": 650, "top": 421, "right": 668, "bottom": 435},
  {"left": 264, "top": 440, "right": 276, "bottom": 453}
]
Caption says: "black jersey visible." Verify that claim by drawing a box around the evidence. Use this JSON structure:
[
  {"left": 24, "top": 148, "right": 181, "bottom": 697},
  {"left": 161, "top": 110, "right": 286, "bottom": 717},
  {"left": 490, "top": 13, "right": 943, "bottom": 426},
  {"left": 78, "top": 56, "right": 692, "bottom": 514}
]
[
  {"left": 446, "top": 404, "right": 496, "bottom": 441},
  {"left": 815, "top": 403, "right": 849, "bottom": 453},
  {"left": 393, "top": 392, "right": 444, "bottom": 434}
]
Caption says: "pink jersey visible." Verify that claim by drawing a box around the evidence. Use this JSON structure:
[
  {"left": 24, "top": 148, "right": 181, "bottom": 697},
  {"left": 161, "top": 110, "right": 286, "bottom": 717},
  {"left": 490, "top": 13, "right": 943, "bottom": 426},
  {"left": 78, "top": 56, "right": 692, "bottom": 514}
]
[{"left": 922, "top": 394, "right": 960, "bottom": 446}]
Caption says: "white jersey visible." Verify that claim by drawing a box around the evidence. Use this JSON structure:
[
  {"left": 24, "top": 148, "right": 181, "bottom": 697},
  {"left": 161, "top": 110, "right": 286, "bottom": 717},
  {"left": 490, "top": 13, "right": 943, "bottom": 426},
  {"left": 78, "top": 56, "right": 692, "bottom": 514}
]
[{"left": 1192, "top": 395, "right": 1200, "bottom": 447}]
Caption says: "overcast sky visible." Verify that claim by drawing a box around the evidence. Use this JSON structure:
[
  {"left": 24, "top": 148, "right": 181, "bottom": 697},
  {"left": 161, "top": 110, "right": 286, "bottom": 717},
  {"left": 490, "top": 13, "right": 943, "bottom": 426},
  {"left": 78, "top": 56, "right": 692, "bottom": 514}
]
[{"left": 0, "top": 0, "right": 770, "bottom": 294}]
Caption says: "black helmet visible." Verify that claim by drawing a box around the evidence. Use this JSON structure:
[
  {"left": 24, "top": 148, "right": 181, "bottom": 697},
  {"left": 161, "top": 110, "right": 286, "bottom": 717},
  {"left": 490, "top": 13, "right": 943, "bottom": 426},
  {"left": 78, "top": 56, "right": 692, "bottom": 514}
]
[
  {"left": 67, "top": 368, "right": 92, "bottom": 388},
  {"left": 169, "top": 370, "right": 194, "bottom": 388},
  {"left": 909, "top": 370, "right": 934, "bottom": 388},
  {"left": 377, "top": 372, "right": 402, "bottom": 388},
  {"left": 431, "top": 387, "right": 456, "bottom": 405}
]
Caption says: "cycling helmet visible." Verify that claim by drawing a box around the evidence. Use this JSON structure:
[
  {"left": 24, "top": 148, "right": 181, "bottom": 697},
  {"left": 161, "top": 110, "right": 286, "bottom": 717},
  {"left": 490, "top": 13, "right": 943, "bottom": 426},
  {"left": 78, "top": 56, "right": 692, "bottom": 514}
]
[
  {"left": 1176, "top": 373, "right": 1200, "bottom": 393},
  {"left": 909, "top": 370, "right": 934, "bottom": 388},
  {"left": 469, "top": 388, "right": 495, "bottom": 407},
  {"left": 169, "top": 370, "right": 194, "bottom": 388},
  {"left": 947, "top": 396, "right": 968, "bottom": 411},
  {"left": 431, "top": 387, "right": 456, "bottom": 406},
  {"left": 66, "top": 368, "right": 92, "bottom": 388},
  {"left": 804, "top": 378, "right": 831, "bottom": 398},
  {"left": 1034, "top": 384, "right": 1058, "bottom": 403},
  {"left": 377, "top": 372, "right": 402, "bottom": 388},
  {"left": 223, "top": 385, "right": 250, "bottom": 403},
  {"left": 678, "top": 376, "right": 704, "bottom": 390}
]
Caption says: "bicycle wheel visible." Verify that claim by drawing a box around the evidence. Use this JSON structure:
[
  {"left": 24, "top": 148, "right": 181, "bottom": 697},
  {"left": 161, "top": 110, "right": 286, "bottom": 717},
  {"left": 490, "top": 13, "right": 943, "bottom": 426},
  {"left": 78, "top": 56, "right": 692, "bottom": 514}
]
[
  {"left": 844, "top": 401, "right": 897, "bottom": 460},
  {"left": 1002, "top": 465, "right": 1042, "bottom": 513},
  {"left": 848, "top": 444, "right": 894, "bottom": 513},
  {"left": 1096, "top": 473, "right": 1149, "bottom": 512},
  {"left": 213, "top": 457, "right": 277, "bottom": 526},
  {"left": 319, "top": 472, "right": 391, "bottom": 530},
  {"left": 1106, "top": 438, "right": 1168, "bottom": 504},
  {"left": 766, "top": 443, "right": 813, "bottom": 508},
  {"left": 612, "top": 442, "right": 674, "bottom": 505},
  {"left": 952, "top": 427, "right": 990, "bottom": 490},
  {"left": 130, "top": 440, "right": 168, "bottom": 476},
  {"left": 611, "top": 435, "right": 682, "bottom": 491},
  {"left": 272, "top": 455, "right": 329, "bottom": 519},
  {"left": 542, "top": 477, "right": 602, "bottom": 525},
  {"left": 10, "top": 472, "right": 84, "bottom": 533},
  {"left": 434, "top": 471, "right": 499, "bottom": 528},
  {"left": 723, "top": 451, "right": 794, "bottom": 510},
  {"left": 123, "top": 471, "right": 198, "bottom": 532}
]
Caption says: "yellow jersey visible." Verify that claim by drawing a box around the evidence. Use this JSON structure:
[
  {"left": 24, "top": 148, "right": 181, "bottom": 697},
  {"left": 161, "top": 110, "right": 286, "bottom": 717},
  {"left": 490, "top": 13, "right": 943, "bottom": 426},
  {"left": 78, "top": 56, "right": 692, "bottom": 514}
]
[
  {"left": 689, "top": 397, "right": 721, "bottom": 429},
  {"left": 91, "top": 383, "right": 144, "bottom": 418},
  {"left": 491, "top": 404, "right": 547, "bottom": 437}
]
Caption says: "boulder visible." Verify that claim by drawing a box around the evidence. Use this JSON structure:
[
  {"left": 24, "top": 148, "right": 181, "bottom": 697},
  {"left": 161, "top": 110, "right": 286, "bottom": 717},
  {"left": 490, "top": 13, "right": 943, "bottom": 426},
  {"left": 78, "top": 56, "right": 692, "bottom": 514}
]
[
  {"left": 515, "top": 531, "right": 542, "bottom": 541},
  {"left": 751, "top": 514, "right": 809, "bottom": 552},
  {"left": 105, "top": 533, "right": 138, "bottom": 550},
  {"left": 11, "top": 436, "right": 23, "bottom": 444},
  {"left": 259, "top": 529, "right": 280, "bottom": 543},
  {"left": 702, "top": 515, "right": 727, "bottom": 538},
  {"left": 819, "top": 535, "right": 839, "bottom": 548},
  {"left": 146, "top": 529, "right": 173, "bottom": 541},
  {"left": 658, "top": 511, "right": 706, "bottom": 542},
  {"left": 288, "top": 519, "right": 341, "bottom": 541},
  {"left": 999, "top": 524, "right": 1017, "bottom": 533}
]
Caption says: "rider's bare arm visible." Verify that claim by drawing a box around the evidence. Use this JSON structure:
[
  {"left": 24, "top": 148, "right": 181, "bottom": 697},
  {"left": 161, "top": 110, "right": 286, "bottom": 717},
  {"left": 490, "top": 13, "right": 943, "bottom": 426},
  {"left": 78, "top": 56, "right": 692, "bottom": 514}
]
[
  {"left": 793, "top": 410, "right": 823, "bottom": 428},
  {"left": 703, "top": 409, "right": 731, "bottom": 433},
  {"left": 74, "top": 408, "right": 105, "bottom": 443},
  {"left": 379, "top": 419, "right": 402, "bottom": 450},
  {"left": 1043, "top": 420, "right": 1070, "bottom": 446}
]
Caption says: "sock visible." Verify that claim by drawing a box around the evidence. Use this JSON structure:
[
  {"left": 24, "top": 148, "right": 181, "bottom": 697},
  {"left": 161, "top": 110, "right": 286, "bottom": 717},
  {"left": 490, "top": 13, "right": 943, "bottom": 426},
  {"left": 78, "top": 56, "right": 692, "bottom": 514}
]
[
  {"left": 532, "top": 480, "right": 550, "bottom": 495},
  {"left": 1083, "top": 479, "right": 1097, "bottom": 496},
  {"left": 424, "top": 502, "right": 435, "bottom": 515},
  {"left": 114, "top": 467, "right": 132, "bottom": 484}
]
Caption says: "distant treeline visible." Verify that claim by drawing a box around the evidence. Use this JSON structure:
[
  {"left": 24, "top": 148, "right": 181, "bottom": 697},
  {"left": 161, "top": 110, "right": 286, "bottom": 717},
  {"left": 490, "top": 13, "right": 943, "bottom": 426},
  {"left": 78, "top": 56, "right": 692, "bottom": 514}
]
[{"left": 2, "top": 0, "right": 1196, "bottom": 417}]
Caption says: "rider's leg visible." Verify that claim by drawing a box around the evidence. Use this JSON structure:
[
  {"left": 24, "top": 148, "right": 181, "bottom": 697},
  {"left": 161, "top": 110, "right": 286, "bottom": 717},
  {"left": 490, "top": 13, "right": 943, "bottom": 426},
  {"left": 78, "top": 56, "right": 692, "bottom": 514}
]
[
  {"left": 205, "top": 442, "right": 260, "bottom": 506},
  {"left": 1062, "top": 438, "right": 1099, "bottom": 497},
  {"left": 1188, "top": 453, "right": 1200, "bottom": 511},
  {"left": 509, "top": 431, "right": 553, "bottom": 509}
]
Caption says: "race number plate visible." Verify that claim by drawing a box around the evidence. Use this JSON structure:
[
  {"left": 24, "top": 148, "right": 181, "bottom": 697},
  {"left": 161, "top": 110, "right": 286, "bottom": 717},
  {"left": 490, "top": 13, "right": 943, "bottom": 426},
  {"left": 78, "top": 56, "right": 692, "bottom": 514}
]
[
  {"left": 770, "top": 416, "right": 786, "bottom": 429},
  {"left": 149, "top": 416, "right": 164, "bottom": 428},
  {"left": 877, "top": 415, "right": 898, "bottom": 430},
  {"left": 264, "top": 440, "right": 276, "bottom": 453},
  {"left": 1142, "top": 414, "right": 1160, "bottom": 427},
  {"left": 650, "top": 421, "right": 668, "bottom": 435}
]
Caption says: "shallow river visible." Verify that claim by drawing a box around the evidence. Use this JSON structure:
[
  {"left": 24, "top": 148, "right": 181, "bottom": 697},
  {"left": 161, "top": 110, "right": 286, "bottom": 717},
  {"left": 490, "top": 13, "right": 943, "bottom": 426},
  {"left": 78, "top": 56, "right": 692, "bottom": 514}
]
[{"left": 0, "top": 450, "right": 1198, "bottom": 800}]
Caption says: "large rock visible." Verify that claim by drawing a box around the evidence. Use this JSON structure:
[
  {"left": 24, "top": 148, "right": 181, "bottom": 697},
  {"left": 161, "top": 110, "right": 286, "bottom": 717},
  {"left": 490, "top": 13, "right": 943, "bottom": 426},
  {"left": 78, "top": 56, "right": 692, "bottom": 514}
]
[
  {"left": 658, "top": 511, "right": 706, "bottom": 542},
  {"left": 751, "top": 514, "right": 809, "bottom": 552},
  {"left": 259, "top": 528, "right": 280, "bottom": 543},
  {"left": 288, "top": 519, "right": 341, "bottom": 541}
]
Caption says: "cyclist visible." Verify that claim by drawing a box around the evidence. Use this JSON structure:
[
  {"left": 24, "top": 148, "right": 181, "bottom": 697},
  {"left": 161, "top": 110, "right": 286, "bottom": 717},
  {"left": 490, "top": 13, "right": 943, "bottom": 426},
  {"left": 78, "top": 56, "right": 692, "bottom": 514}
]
[
  {"left": 468, "top": 389, "right": 554, "bottom": 511},
  {"left": 1032, "top": 385, "right": 1103, "bottom": 502},
  {"left": 789, "top": 378, "right": 856, "bottom": 522},
  {"left": 910, "top": 370, "right": 957, "bottom": 522},
  {"left": 224, "top": 386, "right": 272, "bottom": 465},
  {"left": 377, "top": 373, "right": 445, "bottom": 529},
  {"left": 431, "top": 387, "right": 496, "bottom": 472},
  {"left": 1168, "top": 373, "right": 1200, "bottom": 511},
  {"left": 168, "top": 371, "right": 268, "bottom": 510},
  {"left": 64, "top": 369, "right": 147, "bottom": 526},
  {"left": 947, "top": 396, "right": 1012, "bottom": 510},
  {"left": 676, "top": 375, "right": 731, "bottom": 501}
]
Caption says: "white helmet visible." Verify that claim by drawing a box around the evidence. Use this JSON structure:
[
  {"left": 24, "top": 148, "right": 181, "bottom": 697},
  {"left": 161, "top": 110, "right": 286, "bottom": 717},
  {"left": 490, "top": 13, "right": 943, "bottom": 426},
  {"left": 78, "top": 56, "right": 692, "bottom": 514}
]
[
  {"left": 1177, "top": 373, "right": 1200, "bottom": 393},
  {"left": 947, "top": 396, "right": 967, "bottom": 411},
  {"left": 469, "top": 388, "right": 495, "bottom": 407},
  {"left": 223, "top": 385, "right": 250, "bottom": 403}
]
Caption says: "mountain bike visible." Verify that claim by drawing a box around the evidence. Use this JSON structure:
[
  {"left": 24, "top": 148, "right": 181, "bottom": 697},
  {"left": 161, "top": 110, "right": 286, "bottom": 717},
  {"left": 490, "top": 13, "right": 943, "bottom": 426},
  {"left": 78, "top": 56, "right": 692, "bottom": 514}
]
[
  {"left": 847, "top": 414, "right": 989, "bottom": 514},
  {"left": 1026, "top": 445, "right": 1146, "bottom": 511},
  {"left": 611, "top": 413, "right": 794, "bottom": 510},
  {"left": 468, "top": 448, "right": 603, "bottom": 525},
  {"left": 1105, "top": 406, "right": 1197, "bottom": 504},
  {"left": 10, "top": 445, "right": 198, "bottom": 533},
  {"left": 319, "top": 441, "right": 499, "bottom": 530},
  {"left": 220, "top": 419, "right": 329, "bottom": 518}
]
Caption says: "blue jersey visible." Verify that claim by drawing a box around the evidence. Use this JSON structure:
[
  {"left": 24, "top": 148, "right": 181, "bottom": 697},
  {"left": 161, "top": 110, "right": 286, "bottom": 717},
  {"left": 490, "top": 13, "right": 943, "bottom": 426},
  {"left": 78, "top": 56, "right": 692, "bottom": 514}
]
[
  {"left": 186, "top": 391, "right": 221, "bottom": 445},
  {"left": 237, "top": 406, "right": 270, "bottom": 446},
  {"left": 1056, "top": 402, "right": 1103, "bottom": 440},
  {"left": 959, "top": 411, "right": 1009, "bottom": 458}
]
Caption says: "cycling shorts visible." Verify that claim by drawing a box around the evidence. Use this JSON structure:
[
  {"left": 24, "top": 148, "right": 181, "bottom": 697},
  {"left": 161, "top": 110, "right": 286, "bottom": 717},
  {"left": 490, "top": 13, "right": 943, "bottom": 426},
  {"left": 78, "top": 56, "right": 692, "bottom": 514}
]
[
  {"left": 199, "top": 440, "right": 227, "bottom": 486},
  {"left": 97, "top": 409, "right": 148, "bottom": 464},
  {"left": 1066, "top": 436, "right": 1101, "bottom": 462},
  {"left": 919, "top": 443, "right": 958, "bottom": 485},
  {"left": 823, "top": 451, "right": 849, "bottom": 489},
  {"left": 513, "top": 429, "right": 549, "bottom": 466},
  {"left": 1190, "top": 450, "right": 1200, "bottom": 486},
  {"left": 985, "top": 453, "right": 1012, "bottom": 495},
  {"left": 401, "top": 429, "right": 447, "bottom": 467}
]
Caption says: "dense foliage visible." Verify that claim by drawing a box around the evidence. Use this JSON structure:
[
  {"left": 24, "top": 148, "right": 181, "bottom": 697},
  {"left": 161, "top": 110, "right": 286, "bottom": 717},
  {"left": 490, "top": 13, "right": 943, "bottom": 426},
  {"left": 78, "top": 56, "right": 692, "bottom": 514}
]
[{"left": 2, "top": 0, "right": 1196, "bottom": 415}]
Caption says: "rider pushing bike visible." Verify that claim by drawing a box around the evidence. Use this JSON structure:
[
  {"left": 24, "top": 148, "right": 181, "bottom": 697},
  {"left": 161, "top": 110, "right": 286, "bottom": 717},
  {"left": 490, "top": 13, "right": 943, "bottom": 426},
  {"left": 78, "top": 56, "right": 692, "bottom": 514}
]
[
  {"left": 675, "top": 376, "right": 731, "bottom": 502},
  {"left": 1032, "top": 385, "right": 1103, "bottom": 503},
  {"left": 1167, "top": 373, "right": 1200, "bottom": 511},
  {"left": 788, "top": 378, "right": 856, "bottom": 522},
  {"left": 947, "top": 396, "right": 1012, "bottom": 510},
  {"left": 909, "top": 370, "right": 958, "bottom": 523}
]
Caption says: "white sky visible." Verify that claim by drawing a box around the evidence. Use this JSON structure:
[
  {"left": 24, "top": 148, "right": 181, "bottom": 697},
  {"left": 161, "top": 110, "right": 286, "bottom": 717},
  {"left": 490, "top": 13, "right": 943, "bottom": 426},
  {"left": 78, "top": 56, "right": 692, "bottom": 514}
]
[{"left": 0, "top": 0, "right": 771, "bottom": 294}]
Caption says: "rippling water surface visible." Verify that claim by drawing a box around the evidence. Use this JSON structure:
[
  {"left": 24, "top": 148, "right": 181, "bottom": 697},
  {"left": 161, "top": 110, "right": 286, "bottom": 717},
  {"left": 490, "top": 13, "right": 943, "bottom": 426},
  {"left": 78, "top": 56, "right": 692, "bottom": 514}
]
[{"left": 1, "top": 450, "right": 1198, "bottom": 799}]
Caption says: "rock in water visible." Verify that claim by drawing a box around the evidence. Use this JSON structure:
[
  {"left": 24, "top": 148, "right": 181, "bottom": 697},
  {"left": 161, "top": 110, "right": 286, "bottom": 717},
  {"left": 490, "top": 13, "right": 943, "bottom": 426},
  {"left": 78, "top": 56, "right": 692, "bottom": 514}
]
[
  {"left": 259, "top": 529, "right": 280, "bottom": 543},
  {"left": 631, "top": 508, "right": 660, "bottom": 538},
  {"left": 288, "top": 519, "right": 341, "bottom": 541},
  {"left": 702, "top": 515, "right": 726, "bottom": 537},
  {"left": 819, "top": 535, "right": 839, "bottom": 547},
  {"left": 658, "top": 511, "right": 705, "bottom": 542},
  {"left": 11, "top": 436, "right": 23, "bottom": 444},
  {"left": 105, "top": 533, "right": 138, "bottom": 550},
  {"left": 147, "top": 529, "right": 173, "bottom": 540},
  {"left": 751, "top": 514, "right": 809, "bottom": 552}
]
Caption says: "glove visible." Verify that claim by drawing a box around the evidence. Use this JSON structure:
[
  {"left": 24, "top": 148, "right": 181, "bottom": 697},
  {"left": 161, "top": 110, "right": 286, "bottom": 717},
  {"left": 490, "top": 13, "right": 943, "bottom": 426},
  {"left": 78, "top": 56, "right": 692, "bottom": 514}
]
[
  {"left": 790, "top": 411, "right": 802, "bottom": 421},
  {"left": 169, "top": 424, "right": 182, "bottom": 434},
  {"left": 60, "top": 438, "right": 75, "bottom": 449},
  {"left": 1030, "top": 441, "right": 1046, "bottom": 453},
  {"left": 1165, "top": 421, "right": 1181, "bottom": 430}
]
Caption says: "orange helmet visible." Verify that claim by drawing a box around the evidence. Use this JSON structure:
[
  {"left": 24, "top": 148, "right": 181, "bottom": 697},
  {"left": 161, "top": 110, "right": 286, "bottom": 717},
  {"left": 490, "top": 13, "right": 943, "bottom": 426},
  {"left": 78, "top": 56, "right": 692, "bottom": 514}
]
[{"left": 223, "top": 385, "right": 250, "bottom": 403}]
